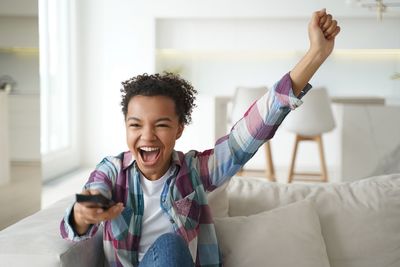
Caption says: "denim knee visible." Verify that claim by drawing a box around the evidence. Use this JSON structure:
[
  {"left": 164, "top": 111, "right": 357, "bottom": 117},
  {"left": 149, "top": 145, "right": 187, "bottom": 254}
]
[
  {"left": 139, "top": 233, "right": 194, "bottom": 267},
  {"left": 156, "top": 233, "right": 187, "bottom": 247}
]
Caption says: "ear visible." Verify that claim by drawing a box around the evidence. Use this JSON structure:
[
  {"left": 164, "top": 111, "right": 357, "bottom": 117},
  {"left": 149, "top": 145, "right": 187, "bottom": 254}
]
[{"left": 176, "top": 124, "right": 184, "bottom": 140}]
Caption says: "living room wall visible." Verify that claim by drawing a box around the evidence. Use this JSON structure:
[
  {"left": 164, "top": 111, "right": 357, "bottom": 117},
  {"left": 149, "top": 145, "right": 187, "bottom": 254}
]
[
  {"left": 73, "top": 0, "right": 400, "bottom": 179},
  {"left": 0, "top": 15, "right": 41, "bottom": 229}
]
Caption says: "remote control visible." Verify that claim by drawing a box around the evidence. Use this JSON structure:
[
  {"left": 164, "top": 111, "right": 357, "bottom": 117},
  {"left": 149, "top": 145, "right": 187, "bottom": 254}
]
[{"left": 75, "top": 193, "right": 115, "bottom": 209}]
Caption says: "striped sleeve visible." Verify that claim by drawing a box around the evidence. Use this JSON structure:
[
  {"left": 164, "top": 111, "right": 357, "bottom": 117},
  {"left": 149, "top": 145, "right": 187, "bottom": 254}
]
[
  {"left": 60, "top": 156, "right": 120, "bottom": 241},
  {"left": 60, "top": 203, "right": 99, "bottom": 241},
  {"left": 83, "top": 157, "right": 120, "bottom": 198},
  {"left": 199, "top": 72, "right": 311, "bottom": 189}
]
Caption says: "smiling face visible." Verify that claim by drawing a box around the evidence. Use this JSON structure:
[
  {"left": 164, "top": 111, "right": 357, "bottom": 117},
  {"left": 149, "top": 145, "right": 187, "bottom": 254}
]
[{"left": 125, "top": 95, "right": 184, "bottom": 180}]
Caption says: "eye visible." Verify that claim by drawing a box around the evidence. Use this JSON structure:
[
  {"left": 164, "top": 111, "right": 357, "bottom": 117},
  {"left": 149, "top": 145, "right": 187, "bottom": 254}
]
[
  {"left": 156, "top": 124, "right": 170, "bottom": 128},
  {"left": 129, "top": 123, "right": 141, "bottom": 128}
]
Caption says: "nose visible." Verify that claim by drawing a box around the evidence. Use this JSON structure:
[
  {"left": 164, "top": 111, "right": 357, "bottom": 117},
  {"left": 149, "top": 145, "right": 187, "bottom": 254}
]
[{"left": 141, "top": 126, "right": 157, "bottom": 141}]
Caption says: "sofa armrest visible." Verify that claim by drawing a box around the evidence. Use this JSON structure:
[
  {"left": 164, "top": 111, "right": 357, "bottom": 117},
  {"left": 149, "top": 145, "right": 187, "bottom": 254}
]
[{"left": 0, "top": 196, "right": 105, "bottom": 267}]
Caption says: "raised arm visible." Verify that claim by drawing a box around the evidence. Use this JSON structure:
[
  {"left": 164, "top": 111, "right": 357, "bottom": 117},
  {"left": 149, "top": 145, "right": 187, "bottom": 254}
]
[
  {"left": 194, "top": 9, "right": 341, "bottom": 190},
  {"left": 290, "top": 9, "right": 341, "bottom": 96}
]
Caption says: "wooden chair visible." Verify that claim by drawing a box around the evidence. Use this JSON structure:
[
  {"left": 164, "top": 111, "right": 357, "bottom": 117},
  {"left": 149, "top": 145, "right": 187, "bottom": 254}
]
[
  {"left": 230, "top": 86, "right": 275, "bottom": 182},
  {"left": 284, "top": 88, "right": 335, "bottom": 183}
]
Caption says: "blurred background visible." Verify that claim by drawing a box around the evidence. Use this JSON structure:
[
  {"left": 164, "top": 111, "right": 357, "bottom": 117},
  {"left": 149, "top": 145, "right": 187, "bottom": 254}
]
[{"left": 0, "top": 0, "right": 399, "bottom": 229}]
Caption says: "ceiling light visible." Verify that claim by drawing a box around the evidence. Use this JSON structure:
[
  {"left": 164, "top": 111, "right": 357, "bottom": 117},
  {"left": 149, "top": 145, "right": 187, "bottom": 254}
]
[{"left": 346, "top": 0, "right": 400, "bottom": 21}]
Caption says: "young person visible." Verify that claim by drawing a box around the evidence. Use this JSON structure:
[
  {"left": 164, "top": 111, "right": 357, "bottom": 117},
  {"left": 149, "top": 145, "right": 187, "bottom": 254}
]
[{"left": 61, "top": 9, "right": 340, "bottom": 267}]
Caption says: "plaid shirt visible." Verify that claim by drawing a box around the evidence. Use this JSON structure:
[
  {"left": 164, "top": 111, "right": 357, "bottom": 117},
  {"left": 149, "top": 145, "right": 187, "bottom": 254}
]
[{"left": 60, "top": 72, "right": 311, "bottom": 267}]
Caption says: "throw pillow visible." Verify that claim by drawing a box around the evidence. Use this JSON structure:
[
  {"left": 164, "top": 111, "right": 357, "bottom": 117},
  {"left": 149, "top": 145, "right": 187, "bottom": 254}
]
[
  {"left": 207, "top": 181, "right": 229, "bottom": 218},
  {"left": 214, "top": 200, "right": 330, "bottom": 267}
]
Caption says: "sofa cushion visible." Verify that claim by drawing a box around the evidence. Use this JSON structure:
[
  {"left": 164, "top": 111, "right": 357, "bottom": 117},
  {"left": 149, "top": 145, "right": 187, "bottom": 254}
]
[
  {"left": 0, "top": 195, "right": 105, "bottom": 267},
  {"left": 207, "top": 181, "right": 229, "bottom": 218},
  {"left": 226, "top": 174, "right": 400, "bottom": 267},
  {"left": 214, "top": 200, "right": 330, "bottom": 267}
]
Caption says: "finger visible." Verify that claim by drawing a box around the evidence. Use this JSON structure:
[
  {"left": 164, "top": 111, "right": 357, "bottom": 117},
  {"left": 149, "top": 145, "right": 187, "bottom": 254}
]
[
  {"left": 319, "top": 15, "right": 327, "bottom": 27},
  {"left": 80, "top": 189, "right": 91, "bottom": 195},
  {"left": 88, "top": 189, "right": 101, "bottom": 195},
  {"left": 73, "top": 202, "right": 102, "bottom": 225},
  {"left": 326, "top": 26, "right": 341, "bottom": 40},
  {"left": 79, "top": 204, "right": 99, "bottom": 215},
  {"left": 316, "top": 8, "right": 327, "bottom": 19},
  {"left": 321, "top": 14, "right": 333, "bottom": 32},
  {"left": 312, "top": 8, "right": 326, "bottom": 27},
  {"left": 99, "top": 203, "right": 125, "bottom": 221},
  {"left": 76, "top": 201, "right": 103, "bottom": 216},
  {"left": 76, "top": 201, "right": 124, "bottom": 223},
  {"left": 82, "top": 203, "right": 123, "bottom": 222},
  {"left": 324, "top": 20, "right": 338, "bottom": 37},
  {"left": 80, "top": 207, "right": 106, "bottom": 224},
  {"left": 318, "top": 13, "right": 328, "bottom": 27}
]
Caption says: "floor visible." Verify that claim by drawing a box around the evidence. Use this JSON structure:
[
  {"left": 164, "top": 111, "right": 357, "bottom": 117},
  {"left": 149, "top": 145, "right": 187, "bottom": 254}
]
[{"left": 0, "top": 163, "right": 42, "bottom": 230}]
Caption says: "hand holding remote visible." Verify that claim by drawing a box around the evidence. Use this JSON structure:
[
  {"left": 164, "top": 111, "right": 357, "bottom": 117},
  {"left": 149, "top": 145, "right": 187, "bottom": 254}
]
[{"left": 72, "top": 189, "right": 124, "bottom": 235}]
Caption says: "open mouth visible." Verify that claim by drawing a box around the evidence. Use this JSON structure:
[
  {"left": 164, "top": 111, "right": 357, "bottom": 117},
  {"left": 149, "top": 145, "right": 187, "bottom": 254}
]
[{"left": 139, "top": 146, "right": 161, "bottom": 164}]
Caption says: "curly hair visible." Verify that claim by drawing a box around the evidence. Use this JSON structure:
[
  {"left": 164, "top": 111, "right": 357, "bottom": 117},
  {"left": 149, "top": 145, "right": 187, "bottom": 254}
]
[{"left": 120, "top": 72, "right": 197, "bottom": 125}]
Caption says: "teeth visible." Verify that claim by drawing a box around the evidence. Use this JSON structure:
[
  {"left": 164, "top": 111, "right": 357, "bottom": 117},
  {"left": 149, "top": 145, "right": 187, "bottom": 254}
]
[{"left": 140, "top": 147, "right": 160, "bottom": 152}]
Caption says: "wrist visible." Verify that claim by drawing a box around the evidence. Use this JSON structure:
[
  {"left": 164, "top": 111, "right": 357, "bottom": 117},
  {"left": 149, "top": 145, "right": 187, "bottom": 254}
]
[
  {"left": 71, "top": 203, "right": 90, "bottom": 235},
  {"left": 306, "top": 48, "right": 327, "bottom": 65}
]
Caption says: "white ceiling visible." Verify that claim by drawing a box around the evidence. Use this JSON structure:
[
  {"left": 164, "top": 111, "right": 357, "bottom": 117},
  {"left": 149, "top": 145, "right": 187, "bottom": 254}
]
[{"left": 1, "top": 0, "right": 400, "bottom": 18}]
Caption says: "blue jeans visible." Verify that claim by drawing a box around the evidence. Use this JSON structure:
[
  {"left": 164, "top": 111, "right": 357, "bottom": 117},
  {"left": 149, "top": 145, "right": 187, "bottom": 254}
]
[{"left": 139, "top": 233, "right": 195, "bottom": 267}]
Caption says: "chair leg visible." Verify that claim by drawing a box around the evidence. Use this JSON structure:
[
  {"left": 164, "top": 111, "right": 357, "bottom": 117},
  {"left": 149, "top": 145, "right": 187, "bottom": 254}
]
[
  {"left": 264, "top": 141, "right": 275, "bottom": 182},
  {"left": 288, "top": 134, "right": 328, "bottom": 183},
  {"left": 316, "top": 135, "right": 328, "bottom": 182},
  {"left": 287, "top": 135, "right": 300, "bottom": 183}
]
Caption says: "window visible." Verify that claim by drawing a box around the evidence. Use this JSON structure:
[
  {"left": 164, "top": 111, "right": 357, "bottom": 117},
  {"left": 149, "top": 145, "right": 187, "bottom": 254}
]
[{"left": 39, "top": 0, "right": 78, "bottom": 180}]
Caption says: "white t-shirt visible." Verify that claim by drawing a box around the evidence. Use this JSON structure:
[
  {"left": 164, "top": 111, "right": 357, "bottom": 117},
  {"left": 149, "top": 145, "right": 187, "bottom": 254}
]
[{"left": 138, "top": 166, "right": 175, "bottom": 262}]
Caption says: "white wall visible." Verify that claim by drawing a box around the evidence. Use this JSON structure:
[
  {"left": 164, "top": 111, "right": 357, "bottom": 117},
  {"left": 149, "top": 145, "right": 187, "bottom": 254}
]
[
  {"left": 94, "top": 0, "right": 400, "bottom": 19},
  {"left": 74, "top": 0, "right": 400, "bottom": 175},
  {"left": 155, "top": 17, "right": 400, "bottom": 176},
  {"left": 157, "top": 18, "right": 400, "bottom": 50},
  {"left": 156, "top": 18, "right": 400, "bottom": 97},
  {"left": 75, "top": 0, "right": 156, "bottom": 167}
]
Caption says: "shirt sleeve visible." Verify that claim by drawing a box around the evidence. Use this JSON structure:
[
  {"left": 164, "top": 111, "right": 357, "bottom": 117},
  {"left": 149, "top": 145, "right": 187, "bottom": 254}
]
[
  {"left": 59, "top": 157, "right": 118, "bottom": 241},
  {"left": 196, "top": 72, "right": 312, "bottom": 190},
  {"left": 59, "top": 203, "right": 99, "bottom": 241}
]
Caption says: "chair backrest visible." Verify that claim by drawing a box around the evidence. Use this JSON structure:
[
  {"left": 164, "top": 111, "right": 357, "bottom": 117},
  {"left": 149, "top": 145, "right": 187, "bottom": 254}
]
[
  {"left": 230, "top": 86, "right": 267, "bottom": 124},
  {"left": 283, "top": 88, "right": 335, "bottom": 136}
]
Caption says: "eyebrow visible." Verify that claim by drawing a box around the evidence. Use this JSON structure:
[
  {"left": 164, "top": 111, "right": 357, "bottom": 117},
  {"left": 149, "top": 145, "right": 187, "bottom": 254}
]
[{"left": 126, "top": 117, "right": 173, "bottom": 123}]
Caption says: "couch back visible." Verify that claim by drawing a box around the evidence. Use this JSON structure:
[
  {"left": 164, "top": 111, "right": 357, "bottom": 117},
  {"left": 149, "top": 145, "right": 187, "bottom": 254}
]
[
  {"left": 0, "top": 174, "right": 398, "bottom": 267},
  {"left": 225, "top": 174, "right": 400, "bottom": 267}
]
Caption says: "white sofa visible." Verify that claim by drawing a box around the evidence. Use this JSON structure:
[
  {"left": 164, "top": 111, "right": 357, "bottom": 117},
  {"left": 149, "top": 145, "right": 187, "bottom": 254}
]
[{"left": 0, "top": 174, "right": 399, "bottom": 267}]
